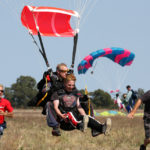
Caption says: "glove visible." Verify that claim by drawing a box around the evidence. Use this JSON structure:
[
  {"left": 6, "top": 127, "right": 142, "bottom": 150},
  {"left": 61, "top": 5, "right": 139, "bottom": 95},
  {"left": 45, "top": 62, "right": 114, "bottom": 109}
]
[
  {"left": 67, "top": 69, "right": 74, "bottom": 75},
  {"left": 43, "top": 68, "right": 53, "bottom": 78}
]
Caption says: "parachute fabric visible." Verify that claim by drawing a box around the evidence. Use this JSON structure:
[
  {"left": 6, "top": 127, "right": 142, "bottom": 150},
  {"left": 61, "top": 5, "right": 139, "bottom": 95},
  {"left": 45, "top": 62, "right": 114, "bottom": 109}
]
[
  {"left": 21, "top": 6, "right": 80, "bottom": 37},
  {"left": 78, "top": 47, "right": 135, "bottom": 74}
]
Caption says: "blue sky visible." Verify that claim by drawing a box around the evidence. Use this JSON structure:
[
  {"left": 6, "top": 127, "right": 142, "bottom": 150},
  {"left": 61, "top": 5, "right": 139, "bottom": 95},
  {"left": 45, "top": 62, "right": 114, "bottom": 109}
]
[{"left": 1, "top": 0, "right": 150, "bottom": 94}]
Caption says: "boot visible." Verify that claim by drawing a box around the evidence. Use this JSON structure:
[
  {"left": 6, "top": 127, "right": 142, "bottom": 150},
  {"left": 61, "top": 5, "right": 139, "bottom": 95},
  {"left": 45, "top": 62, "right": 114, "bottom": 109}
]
[{"left": 52, "top": 127, "right": 61, "bottom": 136}]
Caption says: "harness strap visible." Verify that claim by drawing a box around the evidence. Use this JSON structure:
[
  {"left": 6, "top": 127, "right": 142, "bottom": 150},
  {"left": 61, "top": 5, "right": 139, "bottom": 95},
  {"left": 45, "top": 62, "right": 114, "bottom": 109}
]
[
  {"left": 84, "top": 86, "right": 91, "bottom": 116},
  {"left": 36, "top": 92, "right": 48, "bottom": 106},
  {"left": 36, "top": 77, "right": 48, "bottom": 106},
  {"left": 88, "top": 98, "right": 91, "bottom": 115}
]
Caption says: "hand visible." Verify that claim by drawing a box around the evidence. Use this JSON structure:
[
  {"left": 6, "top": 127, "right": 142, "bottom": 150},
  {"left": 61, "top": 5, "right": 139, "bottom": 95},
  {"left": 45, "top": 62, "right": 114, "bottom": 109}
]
[
  {"left": 128, "top": 112, "right": 134, "bottom": 119},
  {"left": 60, "top": 114, "right": 70, "bottom": 123},
  {"left": 0, "top": 110, "right": 5, "bottom": 116},
  {"left": 61, "top": 114, "right": 68, "bottom": 120},
  {"left": 67, "top": 69, "right": 74, "bottom": 75},
  {"left": 43, "top": 69, "right": 52, "bottom": 78}
]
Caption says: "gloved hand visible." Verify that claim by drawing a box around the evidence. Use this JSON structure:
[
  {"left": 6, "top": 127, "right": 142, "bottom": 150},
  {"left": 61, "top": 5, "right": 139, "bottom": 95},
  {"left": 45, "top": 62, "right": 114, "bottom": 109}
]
[
  {"left": 43, "top": 69, "right": 53, "bottom": 81},
  {"left": 67, "top": 69, "right": 74, "bottom": 75},
  {"left": 43, "top": 68, "right": 53, "bottom": 78}
]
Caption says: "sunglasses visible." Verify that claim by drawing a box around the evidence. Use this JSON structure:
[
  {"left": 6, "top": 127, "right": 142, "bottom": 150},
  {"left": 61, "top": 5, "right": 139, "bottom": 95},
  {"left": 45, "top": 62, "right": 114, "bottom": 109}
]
[
  {"left": 0, "top": 90, "right": 4, "bottom": 93},
  {"left": 59, "top": 69, "right": 68, "bottom": 73}
]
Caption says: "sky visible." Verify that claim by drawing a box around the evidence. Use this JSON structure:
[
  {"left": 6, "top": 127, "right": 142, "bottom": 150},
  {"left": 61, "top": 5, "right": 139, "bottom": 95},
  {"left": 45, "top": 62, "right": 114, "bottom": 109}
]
[{"left": 1, "top": 0, "right": 150, "bottom": 94}]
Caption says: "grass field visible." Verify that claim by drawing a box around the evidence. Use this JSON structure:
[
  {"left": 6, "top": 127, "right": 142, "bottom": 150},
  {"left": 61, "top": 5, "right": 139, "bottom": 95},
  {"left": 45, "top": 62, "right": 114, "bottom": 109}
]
[{"left": 0, "top": 109, "right": 147, "bottom": 150}]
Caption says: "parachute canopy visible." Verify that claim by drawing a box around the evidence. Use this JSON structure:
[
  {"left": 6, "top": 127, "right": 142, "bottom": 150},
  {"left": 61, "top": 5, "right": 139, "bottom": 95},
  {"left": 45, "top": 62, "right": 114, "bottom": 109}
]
[
  {"left": 110, "top": 89, "right": 120, "bottom": 93},
  {"left": 94, "top": 110, "right": 143, "bottom": 116},
  {"left": 21, "top": 5, "right": 79, "bottom": 37},
  {"left": 78, "top": 47, "right": 135, "bottom": 74}
]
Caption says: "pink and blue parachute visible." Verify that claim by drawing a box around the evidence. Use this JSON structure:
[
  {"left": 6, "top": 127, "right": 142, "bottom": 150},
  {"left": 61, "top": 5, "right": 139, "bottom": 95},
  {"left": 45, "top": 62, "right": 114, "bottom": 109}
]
[{"left": 78, "top": 47, "right": 135, "bottom": 74}]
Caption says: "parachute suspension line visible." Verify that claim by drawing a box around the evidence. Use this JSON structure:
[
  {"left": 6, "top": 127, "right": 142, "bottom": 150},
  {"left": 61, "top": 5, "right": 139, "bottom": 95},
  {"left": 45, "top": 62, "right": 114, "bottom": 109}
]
[
  {"left": 21, "top": 10, "right": 45, "bottom": 73},
  {"left": 32, "top": 11, "right": 51, "bottom": 70},
  {"left": 28, "top": 32, "right": 45, "bottom": 73},
  {"left": 117, "top": 58, "right": 134, "bottom": 90},
  {"left": 29, "top": 32, "right": 48, "bottom": 71},
  {"left": 89, "top": 61, "right": 112, "bottom": 92},
  {"left": 78, "top": 0, "right": 88, "bottom": 18},
  {"left": 29, "top": 33, "right": 41, "bottom": 52},
  {"left": 80, "top": 0, "right": 98, "bottom": 28},
  {"left": 71, "top": 33, "right": 79, "bottom": 70},
  {"left": 75, "top": 15, "right": 81, "bottom": 33},
  {"left": 117, "top": 67, "right": 131, "bottom": 90},
  {"left": 91, "top": 59, "right": 98, "bottom": 74}
]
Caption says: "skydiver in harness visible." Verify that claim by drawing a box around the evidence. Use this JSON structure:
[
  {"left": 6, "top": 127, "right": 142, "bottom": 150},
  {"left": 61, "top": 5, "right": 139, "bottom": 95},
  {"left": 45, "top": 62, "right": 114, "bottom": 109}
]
[
  {"left": 28, "top": 63, "right": 91, "bottom": 115},
  {"left": 26, "top": 20, "right": 94, "bottom": 118},
  {"left": 27, "top": 63, "right": 69, "bottom": 114},
  {"left": 46, "top": 74, "right": 112, "bottom": 136}
]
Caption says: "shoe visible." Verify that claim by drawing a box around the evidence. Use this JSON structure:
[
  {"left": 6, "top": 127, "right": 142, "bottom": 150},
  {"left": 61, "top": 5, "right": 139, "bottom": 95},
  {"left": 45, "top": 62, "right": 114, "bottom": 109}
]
[
  {"left": 77, "top": 115, "right": 89, "bottom": 132},
  {"left": 140, "top": 144, "right": 146, "bottom": 150},
  {"left": 103, "top": 118, "right": 112, "bottom": 135},
  {"left": 52, "top": 127, "right": 61, "bottom": 136},
  {"left": 91, "top": 129, "right": 102, "bottom": 137},
  {"left": 42, "top": 107, "right": 46, "bottom": 115},
  {"left": 0, "top": 127, "right": 3, "bottom": 136}
]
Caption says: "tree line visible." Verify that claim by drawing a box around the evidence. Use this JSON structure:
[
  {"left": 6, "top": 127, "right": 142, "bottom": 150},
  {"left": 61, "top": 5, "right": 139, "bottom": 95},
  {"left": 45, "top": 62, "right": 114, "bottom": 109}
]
[{"left": 4, "top": 76, "right": 145, "bottom": 109}]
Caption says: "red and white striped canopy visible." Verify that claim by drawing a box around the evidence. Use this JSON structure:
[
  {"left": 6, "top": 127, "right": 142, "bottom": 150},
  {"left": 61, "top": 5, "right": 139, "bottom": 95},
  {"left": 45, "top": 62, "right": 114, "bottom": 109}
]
[{"left": 21, "top": 6, "right": 79, "bottom": 37}]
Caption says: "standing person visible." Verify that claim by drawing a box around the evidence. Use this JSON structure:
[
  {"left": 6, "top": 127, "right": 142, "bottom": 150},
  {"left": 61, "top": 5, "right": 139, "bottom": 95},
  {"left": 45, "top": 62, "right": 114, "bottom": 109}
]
[
  {"left": 46, "top": 74, "right": 112, "bottom": 136},
  {"left": 0, "top": 84, "right": 13, "bottom": 137},
  {"left": 122, "top": 93, "right": 132, "bottom": 113},
  {"left": 114, "top": 93, "right": 126, "bottom": 112},
  {"left": 125, "top": 85, "right": 137, "bottom": 110},
  {"left": 128, "top": 90, "right": 150, "bottom": 150}
]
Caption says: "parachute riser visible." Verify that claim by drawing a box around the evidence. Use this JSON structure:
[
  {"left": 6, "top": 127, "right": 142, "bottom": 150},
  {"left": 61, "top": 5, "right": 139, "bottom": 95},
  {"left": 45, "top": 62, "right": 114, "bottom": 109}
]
[
  {"left": 29, "top": 32, "right": 51, "bottom": 71},
  {"left": 37, "top": 31, "right": 50, "bottom": 68},
  {"left": 31, "top": 9, "right": 51, "bottom": 71},
  {"left": 71, "top": 33, "right": 79, "bottom": 71}
]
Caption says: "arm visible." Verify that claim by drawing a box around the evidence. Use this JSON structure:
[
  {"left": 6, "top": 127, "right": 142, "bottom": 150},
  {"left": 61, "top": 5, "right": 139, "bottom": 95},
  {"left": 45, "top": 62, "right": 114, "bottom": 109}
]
[
  {"left": 128, "top": 98, "right": 142, "bottom": 118},
  {"left": 76, "top": 98, "right": 86, "bottom": 116},
  {"left": 0, "top": 100, "right": 14, "bottom": 117},
  {"left": 0, "top": 110, "right": 13, "bottom": 117},
  {"left": 53, "top": 100, "right": 67, "bottom": 120}
]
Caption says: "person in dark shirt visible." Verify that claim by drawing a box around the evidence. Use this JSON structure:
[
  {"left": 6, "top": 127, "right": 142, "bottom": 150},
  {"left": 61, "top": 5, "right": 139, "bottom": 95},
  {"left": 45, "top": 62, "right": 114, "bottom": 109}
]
[
  {"left": 28, "top": 63, "right": 68, "bottom": 114},
  {"left": 46, "top": 74, "right": 112, "bottom": 136},
  {"left": 128, "top": 90, "right": 150, "bottom": 150},
  {"left": 126, "top": 85, "right": 137, "bottom": 110}
]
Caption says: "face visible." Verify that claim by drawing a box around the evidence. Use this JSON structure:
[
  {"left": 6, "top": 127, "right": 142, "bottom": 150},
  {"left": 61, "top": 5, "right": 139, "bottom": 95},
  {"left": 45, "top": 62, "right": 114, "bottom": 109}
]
[
  {"left": 0, "top": 86, "right": 4, "bottom": 99},
  {"left": 64, "top": 80, "right": 75, "bottom": 92},
  {"left": 123, "top": 94, "right": 127, "bottom": 98},
  {"left": 57, "top": 65, "right": 68, "bottom": 79},
  {"left": 127, "top": 87, "right": 131, "bottom": 91}
]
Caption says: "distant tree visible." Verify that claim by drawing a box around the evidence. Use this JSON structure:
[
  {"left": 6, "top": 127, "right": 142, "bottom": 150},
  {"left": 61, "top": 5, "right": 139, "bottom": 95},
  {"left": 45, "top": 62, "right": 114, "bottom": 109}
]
[
  {"left": 5, "top": 76, "right": 38, "bottom": 108},
  {"left": 91, "top": 89, "right": 113, "bottom": 108},
  {"left": 137, "top": 88, "right": 145, "bottom": 98},
  {"left": 78, "top": 89, "right": 85, "bottom": 95}
]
